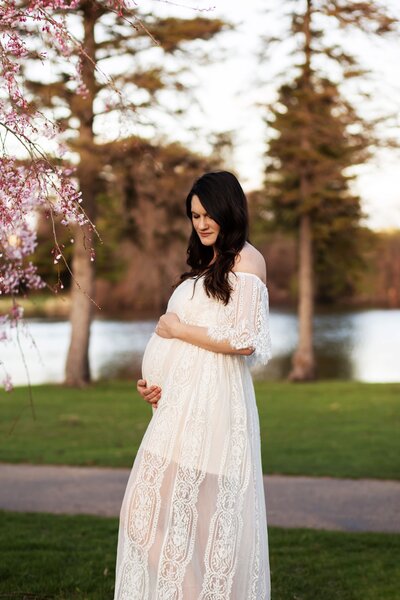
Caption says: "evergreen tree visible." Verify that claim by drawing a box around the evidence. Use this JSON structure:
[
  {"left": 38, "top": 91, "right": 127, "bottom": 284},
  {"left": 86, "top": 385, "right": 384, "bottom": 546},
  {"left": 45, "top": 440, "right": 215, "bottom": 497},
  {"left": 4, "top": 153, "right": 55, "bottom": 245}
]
[
  {"left": 19, "top": 2, "right": 226, "bottom": 386},
  {"left": 262, "top": 0, "right": 397, "bottom": 381}
]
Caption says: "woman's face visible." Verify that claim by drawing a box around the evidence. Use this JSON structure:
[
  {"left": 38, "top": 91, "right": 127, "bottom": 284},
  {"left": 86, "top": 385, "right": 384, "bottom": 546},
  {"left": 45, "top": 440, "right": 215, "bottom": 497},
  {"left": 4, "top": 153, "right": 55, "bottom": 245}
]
[{"left": 191, "top": 194, "right": 220, "bottom": 247}]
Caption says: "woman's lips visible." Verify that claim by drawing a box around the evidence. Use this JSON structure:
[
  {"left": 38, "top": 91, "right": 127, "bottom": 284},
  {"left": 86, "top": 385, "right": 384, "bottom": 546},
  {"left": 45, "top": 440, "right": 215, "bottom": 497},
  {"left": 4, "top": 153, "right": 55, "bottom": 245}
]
[{"left": 200, "top": 232, "right": 212, "bottom": 237}]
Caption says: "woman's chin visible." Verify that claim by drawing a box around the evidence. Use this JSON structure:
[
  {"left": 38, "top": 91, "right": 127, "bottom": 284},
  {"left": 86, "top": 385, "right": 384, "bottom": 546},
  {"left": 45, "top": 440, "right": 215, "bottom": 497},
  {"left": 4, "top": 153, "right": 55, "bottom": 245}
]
[{"left": 200, "top": 237, "right": 215, "bottom": 246}]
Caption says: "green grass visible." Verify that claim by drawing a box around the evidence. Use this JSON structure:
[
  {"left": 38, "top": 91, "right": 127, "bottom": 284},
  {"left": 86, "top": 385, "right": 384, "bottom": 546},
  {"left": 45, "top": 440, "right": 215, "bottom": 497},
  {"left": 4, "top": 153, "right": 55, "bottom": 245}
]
[
  {"left": 257, "top": 380, "right": 400, "bottom": 479},
  {"left": 0, "top": 510, "right": 399, "bottom": 600},
  {"left": 0, "top": 381, "right": 399, "bottom": 479},
  {"left": 0, "top": 511, "right": 117, "bottom": 600}
]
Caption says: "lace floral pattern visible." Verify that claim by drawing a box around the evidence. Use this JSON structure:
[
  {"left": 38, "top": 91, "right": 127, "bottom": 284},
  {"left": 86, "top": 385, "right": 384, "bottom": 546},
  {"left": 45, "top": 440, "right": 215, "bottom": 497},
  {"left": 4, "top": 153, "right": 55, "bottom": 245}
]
[
  {"left": 156, "top": 351, "right": 219, "bottom": 598},
  {"left": 113, "top": 273, "right": 271, "bottom": 599},
  {"left": 115, "top": 341, "right": 199, "bottom": 598},
  {"left": 206, "top": 272, "right": 272, "bottom": 369},
  {"left": 199, "top": 364, "right": 251, "bottom": 599}
]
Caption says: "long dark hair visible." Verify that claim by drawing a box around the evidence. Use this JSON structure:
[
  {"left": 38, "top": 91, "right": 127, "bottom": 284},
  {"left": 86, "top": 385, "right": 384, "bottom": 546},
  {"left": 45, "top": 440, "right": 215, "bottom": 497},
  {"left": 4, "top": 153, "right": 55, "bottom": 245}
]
[{"left": 174, "top": 170, "right": 250, "bottom": 305}]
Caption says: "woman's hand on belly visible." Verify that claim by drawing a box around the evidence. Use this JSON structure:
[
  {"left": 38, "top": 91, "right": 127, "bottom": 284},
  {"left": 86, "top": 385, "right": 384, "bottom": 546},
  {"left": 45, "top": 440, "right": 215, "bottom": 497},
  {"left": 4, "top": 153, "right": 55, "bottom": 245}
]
[
  {"left": 137, "top": 378, "right": 162, "bottom": 410},
  {"left": 155, "top": 312, "right": 181, "bottom": 339}
]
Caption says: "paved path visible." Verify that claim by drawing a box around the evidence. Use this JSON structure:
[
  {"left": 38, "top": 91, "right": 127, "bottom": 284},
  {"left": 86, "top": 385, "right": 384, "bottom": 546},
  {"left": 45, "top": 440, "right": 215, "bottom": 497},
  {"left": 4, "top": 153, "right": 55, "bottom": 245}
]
[{"left": 0, "top": 463, "right": 399, "bottom": 533}]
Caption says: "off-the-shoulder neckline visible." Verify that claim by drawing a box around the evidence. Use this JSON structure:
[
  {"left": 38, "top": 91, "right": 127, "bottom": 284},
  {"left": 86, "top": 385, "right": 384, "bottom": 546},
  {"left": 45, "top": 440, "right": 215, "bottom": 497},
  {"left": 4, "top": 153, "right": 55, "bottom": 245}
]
[
  {"left": 190, "top": 270, "right": 267, "bottom": 288},
  {"left": 229, "top": 270, "right": 267, "bottom": 287}
]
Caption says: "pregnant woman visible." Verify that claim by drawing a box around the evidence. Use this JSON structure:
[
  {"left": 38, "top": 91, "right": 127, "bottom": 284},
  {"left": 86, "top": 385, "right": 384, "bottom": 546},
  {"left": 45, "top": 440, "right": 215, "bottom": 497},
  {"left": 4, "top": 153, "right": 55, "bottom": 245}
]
[{"left": 113, "top": 171, "right": 272, "bottom": 599}]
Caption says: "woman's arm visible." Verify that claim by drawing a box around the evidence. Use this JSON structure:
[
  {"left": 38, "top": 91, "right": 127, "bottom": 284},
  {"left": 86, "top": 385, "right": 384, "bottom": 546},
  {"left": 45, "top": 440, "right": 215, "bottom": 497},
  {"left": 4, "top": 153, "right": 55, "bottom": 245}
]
[
  {"left": 156, "top": 313, "right": 254, "bottom": 356},
  {"left": 174, "top": 321, "right": 254, "bottom": 355}
]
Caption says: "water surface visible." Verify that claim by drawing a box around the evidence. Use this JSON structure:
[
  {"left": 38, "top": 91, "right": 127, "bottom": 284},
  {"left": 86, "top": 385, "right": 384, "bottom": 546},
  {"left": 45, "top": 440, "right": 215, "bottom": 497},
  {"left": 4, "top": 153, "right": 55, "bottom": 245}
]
[{"left": 3, "top": 309, "right": 400, "bottom": 386}]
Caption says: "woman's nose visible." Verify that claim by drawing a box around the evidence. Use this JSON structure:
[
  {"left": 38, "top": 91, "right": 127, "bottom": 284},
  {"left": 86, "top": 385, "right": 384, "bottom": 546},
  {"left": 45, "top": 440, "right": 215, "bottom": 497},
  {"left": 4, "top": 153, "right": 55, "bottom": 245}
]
[{"left": 199, "top": 217, "right": 208, "bottom": 229}]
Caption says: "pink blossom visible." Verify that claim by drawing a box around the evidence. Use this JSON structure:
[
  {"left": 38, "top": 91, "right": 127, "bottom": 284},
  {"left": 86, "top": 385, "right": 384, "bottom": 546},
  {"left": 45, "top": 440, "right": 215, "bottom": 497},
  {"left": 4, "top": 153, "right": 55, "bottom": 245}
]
[
  {"left": 0, "top": 0, "right": 132, "bottom": 390},
  {"left": 3, "top": 374, "right": 13, "bottom": 393}
]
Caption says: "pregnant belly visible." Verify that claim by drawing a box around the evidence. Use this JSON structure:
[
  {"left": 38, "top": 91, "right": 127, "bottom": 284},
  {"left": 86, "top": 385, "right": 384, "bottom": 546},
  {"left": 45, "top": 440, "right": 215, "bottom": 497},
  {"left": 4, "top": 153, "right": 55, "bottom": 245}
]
[{"left": 141, "top": 332, "right": 177, "bottom": 388}]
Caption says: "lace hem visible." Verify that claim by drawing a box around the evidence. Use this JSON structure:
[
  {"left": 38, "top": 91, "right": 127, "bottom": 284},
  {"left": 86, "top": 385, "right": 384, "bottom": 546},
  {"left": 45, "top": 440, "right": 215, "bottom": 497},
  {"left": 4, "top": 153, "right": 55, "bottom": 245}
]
[{"left": 207, "top": 320, "right": 272, "bottom": 368}]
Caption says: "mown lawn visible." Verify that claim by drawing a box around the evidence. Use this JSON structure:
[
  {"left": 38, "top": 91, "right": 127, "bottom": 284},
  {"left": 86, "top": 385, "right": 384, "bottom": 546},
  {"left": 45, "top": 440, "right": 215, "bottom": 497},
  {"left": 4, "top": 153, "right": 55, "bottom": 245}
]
[
  {"left": 0, "top": 510, "right": 399, "bottom": 600},
  {"left": 0, "top": 380, "right": 399, "bottom": 479}
]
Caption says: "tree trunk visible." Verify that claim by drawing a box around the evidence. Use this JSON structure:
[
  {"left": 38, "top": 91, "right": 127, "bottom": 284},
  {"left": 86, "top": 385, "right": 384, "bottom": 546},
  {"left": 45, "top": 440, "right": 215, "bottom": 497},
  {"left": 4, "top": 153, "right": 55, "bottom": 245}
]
[
  {"left": 65, "top": 223, "right": 94, "bottom": 385},
  {"left": 65, "top": 3, "right": 99, "bottom": 386},
  {"left": 288, "top": 0, "right": 316, "bottom": 381},
  {"left": 288, "top": 213, "right": 315, "bottom": 380}
]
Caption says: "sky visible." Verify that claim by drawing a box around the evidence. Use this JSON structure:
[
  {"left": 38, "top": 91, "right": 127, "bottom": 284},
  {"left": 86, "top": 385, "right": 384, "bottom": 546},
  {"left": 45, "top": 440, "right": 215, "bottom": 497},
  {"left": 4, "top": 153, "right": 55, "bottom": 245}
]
[{"left": 144, "top": 0, "right": 400, "bottom": 231}]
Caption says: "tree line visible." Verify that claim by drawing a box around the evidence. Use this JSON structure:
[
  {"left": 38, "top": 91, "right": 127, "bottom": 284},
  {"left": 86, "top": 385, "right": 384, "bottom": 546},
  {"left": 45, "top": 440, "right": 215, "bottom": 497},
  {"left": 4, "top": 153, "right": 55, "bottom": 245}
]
[{"left": 2, "top": 0, "right": 398, "bottom": 386}]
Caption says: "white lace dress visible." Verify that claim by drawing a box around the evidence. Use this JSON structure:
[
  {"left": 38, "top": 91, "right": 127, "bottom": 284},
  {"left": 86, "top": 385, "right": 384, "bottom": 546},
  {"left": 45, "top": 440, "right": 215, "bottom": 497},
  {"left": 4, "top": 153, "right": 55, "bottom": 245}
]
[{"left": 114, "top": 271, "right": 272, "bottom": 600}]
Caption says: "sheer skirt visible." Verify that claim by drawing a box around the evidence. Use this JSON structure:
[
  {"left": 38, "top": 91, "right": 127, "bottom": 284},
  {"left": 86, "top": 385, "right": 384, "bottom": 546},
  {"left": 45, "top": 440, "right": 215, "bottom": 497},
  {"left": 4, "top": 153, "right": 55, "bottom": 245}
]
[{"left": 114, "top": 341, "right": 270, "bottom": 599}]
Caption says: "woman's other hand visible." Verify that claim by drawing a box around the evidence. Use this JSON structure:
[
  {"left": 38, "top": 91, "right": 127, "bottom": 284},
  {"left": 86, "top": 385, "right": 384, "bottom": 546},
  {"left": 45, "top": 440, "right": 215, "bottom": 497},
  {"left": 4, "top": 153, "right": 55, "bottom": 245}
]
[
  {"left": 155, "top": 312, "right": 181, "bottom": 339},
  {"left": 137, "top": 379, "right": 162, "bottom": 410}
]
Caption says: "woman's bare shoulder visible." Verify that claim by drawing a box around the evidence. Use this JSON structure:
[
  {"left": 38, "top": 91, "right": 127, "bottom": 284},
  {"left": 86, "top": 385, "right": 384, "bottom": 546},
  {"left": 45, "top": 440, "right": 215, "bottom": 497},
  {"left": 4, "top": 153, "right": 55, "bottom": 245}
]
[{"left": 232, "top": 242, "right": 267, "bottom": 284}]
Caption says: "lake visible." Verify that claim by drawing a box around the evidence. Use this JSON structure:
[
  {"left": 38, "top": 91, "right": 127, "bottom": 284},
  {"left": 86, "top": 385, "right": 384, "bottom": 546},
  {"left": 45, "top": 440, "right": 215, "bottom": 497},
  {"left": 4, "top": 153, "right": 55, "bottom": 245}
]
[{"left": 2, "top": 308, "right": 400, "bottom": 386}]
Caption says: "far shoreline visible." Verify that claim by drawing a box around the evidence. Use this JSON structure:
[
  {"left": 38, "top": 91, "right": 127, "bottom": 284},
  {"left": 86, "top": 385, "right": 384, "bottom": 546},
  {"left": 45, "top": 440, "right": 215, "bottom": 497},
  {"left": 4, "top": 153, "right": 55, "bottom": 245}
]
[{"left": 1, "top": 293, "right": 399, "bottom": 321}]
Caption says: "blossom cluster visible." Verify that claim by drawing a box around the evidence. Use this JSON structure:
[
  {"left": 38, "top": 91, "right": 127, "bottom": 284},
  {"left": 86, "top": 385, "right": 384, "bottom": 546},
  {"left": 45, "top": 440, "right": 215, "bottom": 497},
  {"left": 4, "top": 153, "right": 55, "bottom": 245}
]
[
  {"left": 0, "top": 158, "right": 85, "bottom": 295},
  {"left": 0, "top": 0, "right": 130, "bottom": 390}
]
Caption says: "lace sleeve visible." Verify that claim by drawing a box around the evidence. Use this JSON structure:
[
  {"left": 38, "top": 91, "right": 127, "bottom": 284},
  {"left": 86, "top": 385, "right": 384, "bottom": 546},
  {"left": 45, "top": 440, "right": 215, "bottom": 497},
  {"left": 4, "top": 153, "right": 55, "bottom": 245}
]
[{"left": 206, "top": 272, "right": 272, "bottom": 368}]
